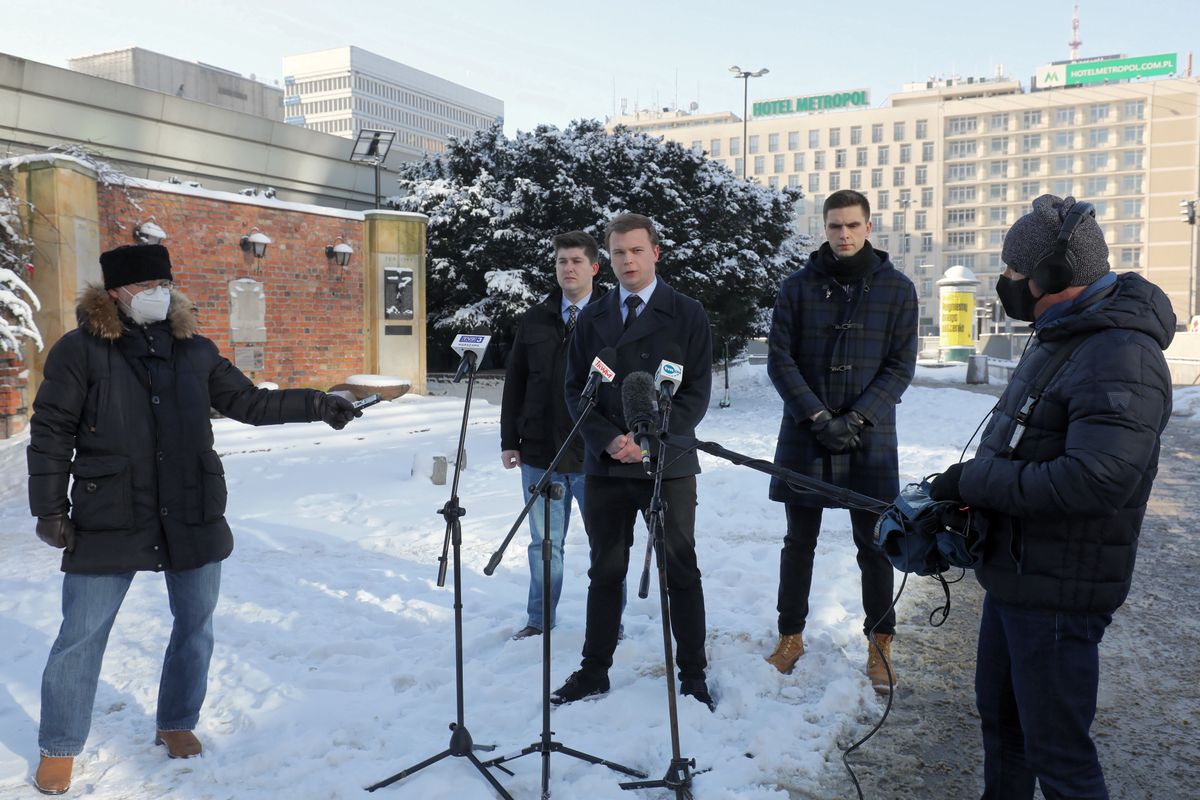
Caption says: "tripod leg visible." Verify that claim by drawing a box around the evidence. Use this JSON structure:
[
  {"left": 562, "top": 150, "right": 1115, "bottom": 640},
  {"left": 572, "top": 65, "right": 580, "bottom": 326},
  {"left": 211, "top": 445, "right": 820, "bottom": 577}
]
[
  {"left": 468, "top": 750, "right": 517, "bottom": 800},
  {"left": 556, "top": 745, "right": 648, "bottom": 778},
  {"left": 365, "top": 749, "right": 451, "bottom": 791}
]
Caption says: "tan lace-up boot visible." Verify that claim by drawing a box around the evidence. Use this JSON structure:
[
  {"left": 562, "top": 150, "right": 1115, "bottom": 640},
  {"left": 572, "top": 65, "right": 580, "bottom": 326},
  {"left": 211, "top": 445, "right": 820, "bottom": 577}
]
[
  {"left": 765, "top": 633, "right": 805, "bottom": 674},
  {"left": 866, "top": 633, "right": 896, "bottom": 693}
]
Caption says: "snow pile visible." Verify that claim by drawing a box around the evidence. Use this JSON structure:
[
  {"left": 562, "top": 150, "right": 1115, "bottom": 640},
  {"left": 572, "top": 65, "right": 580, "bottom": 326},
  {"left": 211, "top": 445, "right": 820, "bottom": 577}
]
[{"left": 0, "top": 365, "right": 1008, "bottom": 798}]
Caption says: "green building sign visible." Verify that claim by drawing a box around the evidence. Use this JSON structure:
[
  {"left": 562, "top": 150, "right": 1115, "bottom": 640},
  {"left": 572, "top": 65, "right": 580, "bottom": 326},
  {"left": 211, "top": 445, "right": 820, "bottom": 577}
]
[
  {"left": 1039, "top": 53, "right": 1178, "bottom": 87},
  {"left": 1067, "top": 53, "right": 1176, "bottom": 84},
  {"left": 753, "top": 89, "right": 870, "bottom": 117}
]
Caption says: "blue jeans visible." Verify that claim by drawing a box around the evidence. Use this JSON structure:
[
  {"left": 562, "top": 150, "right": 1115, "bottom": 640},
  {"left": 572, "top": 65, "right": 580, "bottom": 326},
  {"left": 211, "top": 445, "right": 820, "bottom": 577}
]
[
  {"left": 521, "top": 464, "right": 585, "bottom": 630},
  {"left": 976, "top": 593, "right": 1112, "bottom": 800},
  {"left": 39, "top": 562, "right": 222, "bottom": 757}
]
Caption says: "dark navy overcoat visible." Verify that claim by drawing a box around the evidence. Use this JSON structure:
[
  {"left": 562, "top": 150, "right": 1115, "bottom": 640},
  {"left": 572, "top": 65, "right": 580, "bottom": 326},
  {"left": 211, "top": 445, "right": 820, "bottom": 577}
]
[{"left": 767, "top": 247, "right": 918, "bottom": 506}]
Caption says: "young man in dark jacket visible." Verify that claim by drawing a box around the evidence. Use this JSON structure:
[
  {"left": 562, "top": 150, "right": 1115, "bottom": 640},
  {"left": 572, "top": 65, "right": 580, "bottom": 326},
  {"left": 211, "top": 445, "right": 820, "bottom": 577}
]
[
  {"left": 930, "top": 195, "right": 1174, "bottom": 799},
  {"left": 27, "top": 244, "right": 360, "bottom": 794},
  {"left": 500, "top": 231, "right": 605, "bottom": 639},
  {"left": 765, "top": 189, "right": 918, "bottom": 690}
]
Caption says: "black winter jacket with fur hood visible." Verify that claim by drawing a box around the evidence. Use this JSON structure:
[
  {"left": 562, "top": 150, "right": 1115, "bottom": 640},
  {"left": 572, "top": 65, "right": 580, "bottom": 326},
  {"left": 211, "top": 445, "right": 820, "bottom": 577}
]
[{"left": 27, "top": 286, "right": 322, "bottom": 574}]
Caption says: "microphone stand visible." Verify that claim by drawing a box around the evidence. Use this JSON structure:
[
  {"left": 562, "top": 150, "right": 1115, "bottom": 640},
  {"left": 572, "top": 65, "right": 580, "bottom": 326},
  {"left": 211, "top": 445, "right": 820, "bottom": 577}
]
[
  {"left": 620, "top": 393, "right": 700, "bottom": 800},
  {"left": 483, "top": 391, "right": 646, "bottom": 798},
  {"left": 366, "top": 355, "right": 512, "bottom": 798}
]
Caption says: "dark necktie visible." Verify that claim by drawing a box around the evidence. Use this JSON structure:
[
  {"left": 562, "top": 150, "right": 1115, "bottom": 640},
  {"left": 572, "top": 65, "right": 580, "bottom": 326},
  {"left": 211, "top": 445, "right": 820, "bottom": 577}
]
[
  {"left": 565, "top": 304, "right": 578, "bottom": 335},
  {"left": 623, "top": 295, "right": 642, "bottom": 332}
]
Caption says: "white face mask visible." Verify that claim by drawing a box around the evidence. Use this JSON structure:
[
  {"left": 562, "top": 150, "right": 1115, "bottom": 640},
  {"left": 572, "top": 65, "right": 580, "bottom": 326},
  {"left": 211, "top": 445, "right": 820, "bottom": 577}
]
[{"left": 120, "top": 286, "right": 172, "bottom": 325}]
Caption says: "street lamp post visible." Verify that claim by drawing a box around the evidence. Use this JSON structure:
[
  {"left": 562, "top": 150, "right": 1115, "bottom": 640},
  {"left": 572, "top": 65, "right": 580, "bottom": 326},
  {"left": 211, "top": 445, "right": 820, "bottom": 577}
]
[
  {"left": 897, "top": 197, "right": 911, "bottom": 273},
  {"left": 1181, "top": 198, "right": 1198, "bottom": 323},
  {"left": 729, "top": 66, "right": 768, "bottom": 180}
]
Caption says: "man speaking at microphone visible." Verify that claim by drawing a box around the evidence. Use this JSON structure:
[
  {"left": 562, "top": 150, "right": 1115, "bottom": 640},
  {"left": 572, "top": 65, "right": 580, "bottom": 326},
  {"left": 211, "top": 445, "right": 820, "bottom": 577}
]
[{"left": 553, "top": 212, "right": 715, "bottom": 710}]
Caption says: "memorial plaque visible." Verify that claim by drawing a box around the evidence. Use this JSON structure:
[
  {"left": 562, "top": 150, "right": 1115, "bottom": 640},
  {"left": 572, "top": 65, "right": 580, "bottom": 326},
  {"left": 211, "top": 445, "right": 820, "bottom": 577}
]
[
  {"left": 234, "top": 345, "right": 264, "bottom": 372},
  {"left": 383, "top": 268, "right": 415, "bottom": 320},
  {"left": 229, "top": 279, "right": 267, "bottom": 343},
  {"left": 382, "top": 254, "right": 419, "bottom": 321}
]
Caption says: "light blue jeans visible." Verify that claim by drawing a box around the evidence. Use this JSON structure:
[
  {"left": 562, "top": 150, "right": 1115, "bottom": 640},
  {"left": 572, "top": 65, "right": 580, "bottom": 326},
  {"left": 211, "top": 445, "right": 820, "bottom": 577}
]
[
  {"left": 521, "top": 464, "right": 584, "bottom": 631},
  {"left": 39, "top": 562, "right": 222, "bottom": 757}
]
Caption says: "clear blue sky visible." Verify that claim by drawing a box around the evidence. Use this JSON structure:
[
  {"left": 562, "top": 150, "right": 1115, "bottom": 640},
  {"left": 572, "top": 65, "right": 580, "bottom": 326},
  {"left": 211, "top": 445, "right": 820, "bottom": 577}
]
[{"left": 2, "top": 0, "right": 1195, "bottom": 134}]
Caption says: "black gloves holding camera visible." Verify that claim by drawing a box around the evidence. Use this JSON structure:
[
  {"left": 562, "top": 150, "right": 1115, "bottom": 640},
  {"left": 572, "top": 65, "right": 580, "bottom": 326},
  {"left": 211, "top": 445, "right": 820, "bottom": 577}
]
[
  {"left": 929, "top": 460, "right": 970, "bottom": 504},
  {"left": 36, "top": 514, "right": 76, "bottom": 552},
  {"left": 314, "top": 393, "right": 362, "bottom": 430},
  {"left": 811, "top": 409, "right": 866, "bottom": 453}
]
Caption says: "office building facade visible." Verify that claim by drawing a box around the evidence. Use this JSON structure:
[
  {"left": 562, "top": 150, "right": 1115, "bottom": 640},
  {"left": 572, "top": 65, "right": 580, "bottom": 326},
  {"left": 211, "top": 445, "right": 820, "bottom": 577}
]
[{"left": 282, "top": 47, "right": 503, "bottom": 160}]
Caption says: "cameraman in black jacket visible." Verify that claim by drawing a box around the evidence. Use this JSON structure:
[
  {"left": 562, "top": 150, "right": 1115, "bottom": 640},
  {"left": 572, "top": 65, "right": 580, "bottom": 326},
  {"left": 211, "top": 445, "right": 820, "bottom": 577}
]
[{"left": 930, "top": 196, "right": 1173, "bottom": 799}]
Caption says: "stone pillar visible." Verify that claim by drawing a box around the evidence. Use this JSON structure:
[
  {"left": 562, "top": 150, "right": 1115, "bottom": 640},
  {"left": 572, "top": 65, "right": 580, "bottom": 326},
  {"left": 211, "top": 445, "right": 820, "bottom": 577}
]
[
  {"left": 362, "top": 210, "right": 428, "bottom": 395},
  {"left": 13, "top": 157, "right": 101, "bottom": 397}
]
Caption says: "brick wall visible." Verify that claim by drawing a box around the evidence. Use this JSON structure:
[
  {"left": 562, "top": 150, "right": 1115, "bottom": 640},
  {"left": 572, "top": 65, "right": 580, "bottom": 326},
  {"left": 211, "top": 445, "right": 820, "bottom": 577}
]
[
  {"left": 97, "top": 186, "right": 365, "bottom": 389},
  {"left": 0, "top": 353, "right": 27, "bottom": 437}
]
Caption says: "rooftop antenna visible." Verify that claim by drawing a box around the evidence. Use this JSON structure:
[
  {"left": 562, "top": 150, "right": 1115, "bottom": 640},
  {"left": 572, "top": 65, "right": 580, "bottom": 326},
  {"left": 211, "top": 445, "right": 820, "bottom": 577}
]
[{"left": 1069, "top": 1, "right": 1082, "bottom": 61}]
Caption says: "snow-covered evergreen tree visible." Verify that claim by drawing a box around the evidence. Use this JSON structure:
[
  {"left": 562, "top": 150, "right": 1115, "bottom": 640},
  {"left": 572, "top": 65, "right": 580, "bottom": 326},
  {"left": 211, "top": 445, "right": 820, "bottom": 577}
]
[
  {"left": 0, "top": 168, "right": 42, "bottom": 354},
  {"left": 394, "top": 120, "right": 812, "bottom": 362}
]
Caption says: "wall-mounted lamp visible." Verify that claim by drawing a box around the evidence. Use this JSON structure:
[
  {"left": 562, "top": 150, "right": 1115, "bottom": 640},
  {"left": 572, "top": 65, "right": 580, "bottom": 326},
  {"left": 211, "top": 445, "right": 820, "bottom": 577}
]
[
  {"left": 133, "top": 218, "right": 167, "bottom": 245},
  {"left": 325, "top": 237, "right": 353, "bottom": 267},
  {"left": 240, "top": 227, "right": 272, "bottom": 259}
]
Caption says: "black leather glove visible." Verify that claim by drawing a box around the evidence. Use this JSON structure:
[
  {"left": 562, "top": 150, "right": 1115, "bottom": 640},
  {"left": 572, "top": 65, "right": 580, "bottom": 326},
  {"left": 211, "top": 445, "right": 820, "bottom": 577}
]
[
  {"left": 315, "top": 393, "right": 362, "bottom": 430},
  {"left": 36, "top": 514, "right": 76, "bottom": 552},
  {"left": 815, "top": 411, "right": 865, "bottom": 453},
  {"left": 929, "top": 460, "right": 969, "bottom": 503}
]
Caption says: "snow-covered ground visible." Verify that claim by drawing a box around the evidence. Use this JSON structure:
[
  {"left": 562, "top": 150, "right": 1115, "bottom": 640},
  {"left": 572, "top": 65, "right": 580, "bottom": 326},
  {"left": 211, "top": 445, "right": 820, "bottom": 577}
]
[{"left": 0, "top": 364, "right": 1178, "bottom": 799}]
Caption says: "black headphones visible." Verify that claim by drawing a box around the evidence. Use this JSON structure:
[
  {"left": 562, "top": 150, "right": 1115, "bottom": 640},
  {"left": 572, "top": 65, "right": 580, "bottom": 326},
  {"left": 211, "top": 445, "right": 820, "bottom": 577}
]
[{"left": 1030, "top": 200, "right": 1096, "bottom": 295}]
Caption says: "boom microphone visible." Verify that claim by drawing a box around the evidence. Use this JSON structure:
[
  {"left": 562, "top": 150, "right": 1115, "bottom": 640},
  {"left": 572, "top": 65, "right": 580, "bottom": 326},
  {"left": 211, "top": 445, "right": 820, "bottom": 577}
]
[
  {"left": 579, "top": 346, "right": 617, "bottom": 407},
  {"left": 451, "top": 332, "right": 491, "bottom": 383},
  {"left": 621, "top": 371, "right": 658, "bottom": 474}
]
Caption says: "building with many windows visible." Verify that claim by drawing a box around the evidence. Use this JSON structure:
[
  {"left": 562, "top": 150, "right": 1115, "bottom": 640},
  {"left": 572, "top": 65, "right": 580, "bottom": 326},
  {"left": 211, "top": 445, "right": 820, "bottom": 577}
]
[
  {"left": 281, "top": 47, "right": 503, "bottom": 159},
  {"left": 612, "top": 71, "right": 1200, "bottom": 332}
]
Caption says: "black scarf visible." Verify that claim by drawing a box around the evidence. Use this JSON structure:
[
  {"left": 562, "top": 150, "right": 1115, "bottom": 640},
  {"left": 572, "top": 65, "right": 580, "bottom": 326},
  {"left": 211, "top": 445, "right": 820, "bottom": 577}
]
[{"left": 816, "top": 241, "right": 877, "bottom": 282}]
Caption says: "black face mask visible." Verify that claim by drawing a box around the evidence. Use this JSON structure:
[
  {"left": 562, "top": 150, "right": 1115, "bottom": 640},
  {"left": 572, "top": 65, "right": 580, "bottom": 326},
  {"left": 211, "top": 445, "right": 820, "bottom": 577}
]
[{"left": 995, "top": 275, "right": 1040, "bottom": 322}]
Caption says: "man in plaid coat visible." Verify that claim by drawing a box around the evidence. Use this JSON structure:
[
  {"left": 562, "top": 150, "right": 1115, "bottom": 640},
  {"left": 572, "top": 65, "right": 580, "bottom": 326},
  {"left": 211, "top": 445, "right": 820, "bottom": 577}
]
[{"left": 764, "top": 189, "right": 918, "bottom": 691}]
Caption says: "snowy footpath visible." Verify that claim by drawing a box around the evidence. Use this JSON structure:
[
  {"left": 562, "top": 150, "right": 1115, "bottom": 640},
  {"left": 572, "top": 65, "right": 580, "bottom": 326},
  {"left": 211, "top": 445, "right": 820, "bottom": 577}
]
[{"left": 0, "top": 363, "right": 1190, "bottom": 799}]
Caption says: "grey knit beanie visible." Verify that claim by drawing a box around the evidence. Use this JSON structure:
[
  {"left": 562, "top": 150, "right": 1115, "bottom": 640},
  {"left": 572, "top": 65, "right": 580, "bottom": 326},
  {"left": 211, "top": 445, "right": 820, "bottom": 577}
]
[{"left": 1001, "top": 194, "right": 1110, "bottom": 286}]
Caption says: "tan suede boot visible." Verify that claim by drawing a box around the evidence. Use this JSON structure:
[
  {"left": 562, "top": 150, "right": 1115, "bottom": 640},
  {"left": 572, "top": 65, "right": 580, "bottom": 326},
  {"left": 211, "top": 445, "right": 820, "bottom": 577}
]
[
  {"left": 866, "top": 633, "right": 896, "bottom": 693},
  {"left": 155, "top": 729, "right": 202, "bottom": 758},
  {"left": 765, "top": 633, "right": 805, "bottom": 674},
  {"left": 34, "top": 756, "right": 73, "bottom": 795}
]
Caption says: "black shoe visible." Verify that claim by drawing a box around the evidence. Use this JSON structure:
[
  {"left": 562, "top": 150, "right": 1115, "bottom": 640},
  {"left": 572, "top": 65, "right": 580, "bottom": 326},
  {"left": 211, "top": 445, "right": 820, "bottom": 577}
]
[
  {"left": 680, "top": 678, "right": 716, "bottom": 712},
  {"left": 512, "top": 626, "right": 542, "bottom": 640},
  {"left": 551, "top": 670, "right": 610, "bottom": 705}
]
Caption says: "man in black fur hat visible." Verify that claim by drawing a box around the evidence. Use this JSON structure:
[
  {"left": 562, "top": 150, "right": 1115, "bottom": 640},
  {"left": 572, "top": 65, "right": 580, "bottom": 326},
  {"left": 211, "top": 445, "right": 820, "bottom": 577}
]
[{"left": 26, "top": 244, "right": 360, "bottom": 794}]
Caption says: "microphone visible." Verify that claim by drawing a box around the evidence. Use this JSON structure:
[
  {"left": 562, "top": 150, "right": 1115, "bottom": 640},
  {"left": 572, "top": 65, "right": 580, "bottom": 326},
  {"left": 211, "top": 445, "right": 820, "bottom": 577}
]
[
  {"left": 451, "top": 332, "right": 491, "bottom": 383},
  {"left": 579, "top": 346, "right": 617, "bottom": 407},
  {"left": 654, "top": 344, "right": 684, "bottom": 406},
  {"left": 620, "top": 371, "right": 658, "bottom": 474}
]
